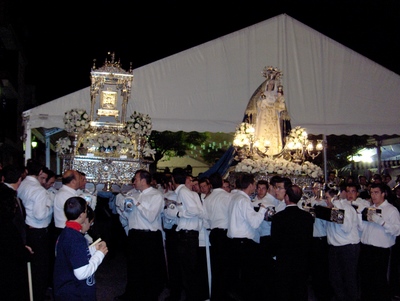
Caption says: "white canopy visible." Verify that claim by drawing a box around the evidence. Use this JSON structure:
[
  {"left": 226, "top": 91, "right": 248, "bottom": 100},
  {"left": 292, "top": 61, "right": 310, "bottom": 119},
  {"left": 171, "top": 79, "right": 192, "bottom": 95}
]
[{"left": 24, "top": 14, "right": 400, "bottom": 143}]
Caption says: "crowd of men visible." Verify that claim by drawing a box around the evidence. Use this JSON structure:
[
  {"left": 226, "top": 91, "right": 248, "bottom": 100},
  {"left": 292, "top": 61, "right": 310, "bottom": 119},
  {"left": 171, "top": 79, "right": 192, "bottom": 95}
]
[
  {"left": 0, "top": 159, "right": 102, "bottom": 301},
  {"left": 112, "top": 168, "right": 400, "bottom": 301},
  {"left": 2, "top": 159, "right": 400, "bottom": 301}
]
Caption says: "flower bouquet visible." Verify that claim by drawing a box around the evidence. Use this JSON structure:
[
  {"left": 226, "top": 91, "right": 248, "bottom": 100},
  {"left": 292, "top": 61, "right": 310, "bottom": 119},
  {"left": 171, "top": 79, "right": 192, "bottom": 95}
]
[
  {"left": 126, "top": 111, "right": 152, "bottom": 137},
  {"left": 55, "top": 137, "right": 71, "bottom": 155},
  {"left": 63, "top": 108, "right": 90, "bottom": 133},
  {"left": 81, "top": 132, "right": 133, "bottom": 155},
  {"left": 285, "top": 126, "right": 308, "bottom": 148}
]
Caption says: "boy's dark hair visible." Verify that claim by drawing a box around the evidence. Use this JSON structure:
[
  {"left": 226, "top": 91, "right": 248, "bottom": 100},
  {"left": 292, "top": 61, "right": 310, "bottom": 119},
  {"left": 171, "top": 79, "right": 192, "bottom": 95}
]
[{"left": 64, "top": 196, "right": 87, "bottom": 220}]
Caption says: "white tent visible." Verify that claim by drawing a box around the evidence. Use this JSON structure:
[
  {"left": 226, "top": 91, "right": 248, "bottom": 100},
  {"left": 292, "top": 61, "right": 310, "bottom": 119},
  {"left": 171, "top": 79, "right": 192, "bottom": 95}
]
[{"left": 23, "top": 14, "right": 400, "bottom": 161}]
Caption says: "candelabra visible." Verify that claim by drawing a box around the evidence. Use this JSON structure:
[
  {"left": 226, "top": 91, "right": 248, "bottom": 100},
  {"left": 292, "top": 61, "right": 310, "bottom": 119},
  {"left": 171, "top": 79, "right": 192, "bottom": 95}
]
[
  {"left": 233, "top": 123, "right": 271, "bottom": 160},
  {"left": 285, "top": 130, "right": 323, "bottom": 163}
]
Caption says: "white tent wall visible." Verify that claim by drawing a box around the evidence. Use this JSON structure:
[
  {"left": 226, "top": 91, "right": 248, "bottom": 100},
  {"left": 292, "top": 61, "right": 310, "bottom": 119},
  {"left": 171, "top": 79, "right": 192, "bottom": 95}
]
[{"left": 23, "top": 14, "right": 400, "bottom": 163}]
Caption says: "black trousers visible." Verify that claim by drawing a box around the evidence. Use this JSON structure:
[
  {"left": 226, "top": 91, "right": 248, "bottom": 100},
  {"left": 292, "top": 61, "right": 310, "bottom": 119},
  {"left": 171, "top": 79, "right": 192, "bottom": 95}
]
[
  {"left": 27, "top": 227, "right": 50, "bottom": 301},
  {"left": 164, "top": 225, "right": 183, "bottom": 301},
  {"left": 310, "top": 236, "right": 332, "bottom": 301},
  {"left": 125, "top": 229, "right": 167, "bottom": 301},
  {"left": 209, "top": 228, "right": 230, "bottom": 301},
  {"left": 329, "top": 243, "right": 360, "bottom": 301},
  {"left": 359, "top": 243, "right": 391, "bottom": 301},
  {"left": 176, "top": 230, "right": 202, "bottom": 301},
  {"left": 227, "top": 237, "right": 262, "bottom": 301}
]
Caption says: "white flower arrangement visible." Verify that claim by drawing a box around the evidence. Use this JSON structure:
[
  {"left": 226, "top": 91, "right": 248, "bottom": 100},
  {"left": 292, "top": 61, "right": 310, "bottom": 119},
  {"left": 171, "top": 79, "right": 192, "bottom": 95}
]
[
  {"left": 143, "top": 144, "right": 156, "bottom": 159},
  {"left": 55, "top": 137, "right": 71, "bottom": 154},
  {"left": 126, "top": 111, "right": 152, "bottom": 137},
  {"left": 63, "top": 108, "right": 90, "bottom": 133},
  {"left": 233, "top": 122, "right": 255, "bottom": 147},
  {"left": 234, "top": 157, "right": 323, "bottom": 178},
  {"left": 81, "top": 132, "right": 133, "bottom": 154}
]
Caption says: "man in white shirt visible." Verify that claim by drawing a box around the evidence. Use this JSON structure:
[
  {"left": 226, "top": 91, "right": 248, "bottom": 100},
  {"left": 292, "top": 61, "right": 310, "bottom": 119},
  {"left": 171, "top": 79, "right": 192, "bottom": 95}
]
[
  {"left": 114, "top": 169, "right": 166, "bottom": 301},
  {"left": 203, "top": 172, "right": 232, "bottom": 301},
  {"left": 302, "top": 181, "right": 332, "bottom": 301},
  {"left": 358, "top": 182, "right": 400, "bottom": 301},
  {"left": 165, "top": 167, "right": 204, "bottom": 301},
  {"left": 251, "top": 179, "right": 279, "bottom": 300},
  {"left": 18, "top": 159, "right": 54, "bottom": 301},
  {"left": 326, "top": 183, "right": 361, "bottom": 301},
  {"left": 76, "top": 171, "right": 97, "bottom": 210},
  {"left": 53, "top": 169, "right": 81, "bottom": 236},
  {"left": 227, "top": 173, "right": 267, "bottom": 300}
]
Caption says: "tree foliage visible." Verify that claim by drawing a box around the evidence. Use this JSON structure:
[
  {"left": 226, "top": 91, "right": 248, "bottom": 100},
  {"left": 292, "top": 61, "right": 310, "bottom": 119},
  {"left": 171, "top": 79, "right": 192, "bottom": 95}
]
[
  {"left": 325, "top": 135, "right": 370, "bottom": 171},
  {"left": 147, "top": 130, "right": 209, "bottom": 165}
]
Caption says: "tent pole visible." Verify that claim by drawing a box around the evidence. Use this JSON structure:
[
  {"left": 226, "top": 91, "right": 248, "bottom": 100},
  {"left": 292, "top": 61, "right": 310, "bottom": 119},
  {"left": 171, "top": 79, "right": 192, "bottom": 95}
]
[
  {"left": 45, "top": 136, "right": 50, "bottom": 168},
  {"left": 377, "top": 139, "right": 382, "bottom": 174},
  {"left": 323, "top": 134, "right": 328, "bottom": 183},
  {"left": 25, "top": 128, "right": 32, "bottom": 164}
]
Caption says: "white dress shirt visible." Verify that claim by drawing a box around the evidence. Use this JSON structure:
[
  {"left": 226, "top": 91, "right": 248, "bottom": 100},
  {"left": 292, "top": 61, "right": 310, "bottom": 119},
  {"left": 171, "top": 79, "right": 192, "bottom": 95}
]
[
  {"left": 326, "top": 199, "right": 360, "bottom": 246},
  {"left": 252, "top": 193, "right": 279, "bottom": 237},
  {"left": 54, "top": 185, "right": 79, "bottom": 228},
  {"left": 203, "top": 187, "right": 232, "bottom": 230},
  {"left": 359, "top": 200, "right": 400, "bottom": 248},
  {"left": 310, "top": 198, "right": 328, "bottom": 237},
  {"left": 175, "top": 184, "right": 204, "bottom": 232},
  {"left": 227, "top": 190, "right": 267, "bottom": 243},
  {"left": 18, "top": 175, "right": 53, "bottom": 228},
  {"left": 122, "top": 186, "right": 164, "bottom": 232}
]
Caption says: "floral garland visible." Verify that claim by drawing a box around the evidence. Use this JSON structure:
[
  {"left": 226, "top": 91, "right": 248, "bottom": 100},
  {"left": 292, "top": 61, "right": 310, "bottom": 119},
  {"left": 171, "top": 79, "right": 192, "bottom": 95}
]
[
  {"left": 234, "top": 157, "right": 323, "bottom": 178},
  {"left": 126, "top": 111, "right": 152, "bottom": 137},
  {"left": 63, "top": 108, "right": 90, "bottom": 133},
  {"left": 55, "top": 137, "right": 71, "bottom": 154},
  {"left": 81, "top": 132, "right": 132, "bottom": 153}
]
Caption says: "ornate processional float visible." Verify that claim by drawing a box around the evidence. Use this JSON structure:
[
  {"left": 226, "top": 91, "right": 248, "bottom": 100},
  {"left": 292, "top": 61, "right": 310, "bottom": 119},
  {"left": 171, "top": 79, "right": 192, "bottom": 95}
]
[
  {"left": 230, "top": 66, "right": 324, "bottom": 191},
  {"left": 57, "top": 53, "right": 155, "bottom": 190}
]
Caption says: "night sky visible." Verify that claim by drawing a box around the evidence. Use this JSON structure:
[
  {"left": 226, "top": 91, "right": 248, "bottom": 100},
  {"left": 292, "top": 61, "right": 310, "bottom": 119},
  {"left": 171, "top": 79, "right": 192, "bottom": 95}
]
[{"left": 15, "top": 0, "right": 400, "bottom": 106}]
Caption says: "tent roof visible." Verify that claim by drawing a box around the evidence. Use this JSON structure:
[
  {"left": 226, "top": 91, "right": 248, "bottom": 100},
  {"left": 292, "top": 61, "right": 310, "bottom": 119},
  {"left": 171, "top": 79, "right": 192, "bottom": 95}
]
[{"left": 24, "top": 14, "right": 400, "bottom": 136}]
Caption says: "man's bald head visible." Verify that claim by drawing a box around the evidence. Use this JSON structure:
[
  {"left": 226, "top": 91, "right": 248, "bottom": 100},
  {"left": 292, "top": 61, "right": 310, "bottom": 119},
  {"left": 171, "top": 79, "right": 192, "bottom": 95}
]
[{"left": 62, "top": 170, "right": 80, "bottom": 189}]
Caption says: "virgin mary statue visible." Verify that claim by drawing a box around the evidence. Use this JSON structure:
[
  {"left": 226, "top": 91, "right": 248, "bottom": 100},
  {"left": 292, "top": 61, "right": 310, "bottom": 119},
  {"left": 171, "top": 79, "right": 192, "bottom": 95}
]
[{"left": 244, "top": 66, "right": 291, "bottom": 156}]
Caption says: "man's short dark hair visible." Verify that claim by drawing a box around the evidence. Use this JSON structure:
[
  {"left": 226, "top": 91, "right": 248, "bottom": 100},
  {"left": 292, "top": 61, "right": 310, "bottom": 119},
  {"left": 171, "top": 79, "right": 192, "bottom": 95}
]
[
  {"left": 237, "top": 173, "right": 255, "bottom": 190},
  {"left": 208, "top": 172, "right": 222, "bottom": 189},
  {"left": 135, "top": 169, "right": 152, "bottom": 185},
  {"left": 269, "top": 175, "right": 282, "bottom": 187},
  {"left": 274, "top": 176, "right": 293, "bottom": 190},
  {"left": 286, "top": 184, "right": 303, "bottom": 204},
  {"left": 26, "top": 159, "right": 44, "bottom": 176},
  {"left": 257, "top": 180, "right": 269, "bottom": 189},
  {"left": 2, "top": 164, "right": 25, "bottom": 184},
  {"left": 172, "top": 168, "right": 187, "bottom": 185}
]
